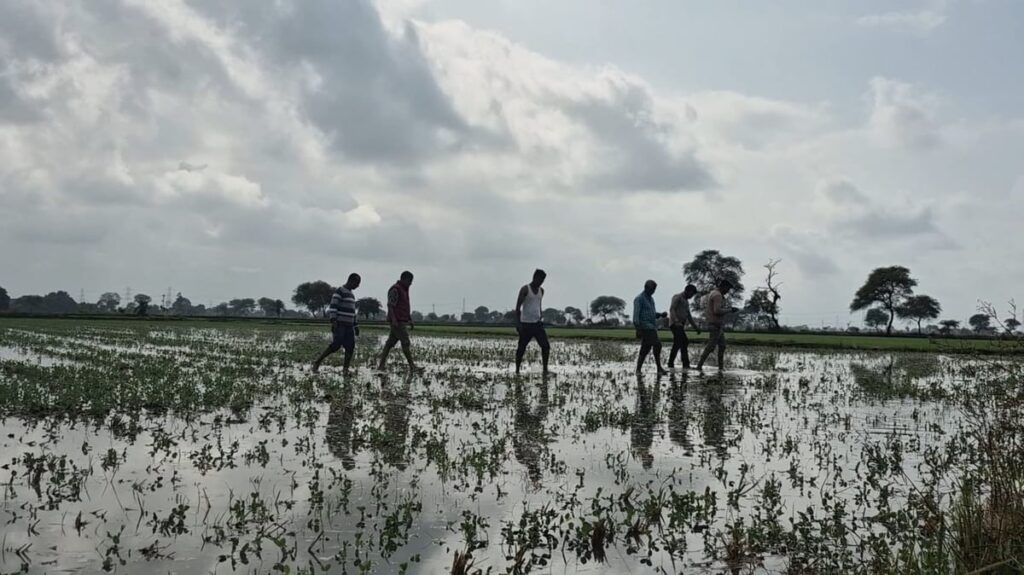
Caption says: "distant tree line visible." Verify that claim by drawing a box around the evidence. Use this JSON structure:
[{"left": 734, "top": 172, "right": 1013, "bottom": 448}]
[{"left": 1, "top": 259, "right": 1019, "bottom": 336}]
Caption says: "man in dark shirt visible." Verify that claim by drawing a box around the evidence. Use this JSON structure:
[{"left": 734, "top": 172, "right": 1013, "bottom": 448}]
[
  {"left": 312, "top": 273, "right": 361, "bottom": 374},
  {"left": 377, "top": 271, "right": 421, "bottom": 371}
]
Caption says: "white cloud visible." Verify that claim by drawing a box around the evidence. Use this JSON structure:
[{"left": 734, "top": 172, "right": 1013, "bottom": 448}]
[
  {"left": 867, "top": 77, "right": 942, "bottom": 149},
  {"left": 857, "top": 10, "right": 947, "bottom": 34}
]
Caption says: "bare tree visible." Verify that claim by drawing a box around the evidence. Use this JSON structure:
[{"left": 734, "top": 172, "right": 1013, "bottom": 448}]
[{"left": 763, "top": 259, "right": 782, "bottom": 330}]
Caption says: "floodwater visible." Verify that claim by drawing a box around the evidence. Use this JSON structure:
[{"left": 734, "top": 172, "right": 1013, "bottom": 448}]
[{"left": 0, "top": 322, "right": 1014, "bottom": 574}]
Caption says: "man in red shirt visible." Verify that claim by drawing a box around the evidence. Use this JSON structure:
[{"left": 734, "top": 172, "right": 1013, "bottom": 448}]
[{"left": 377, "top": 271, "right": 421, "bottom": 371}]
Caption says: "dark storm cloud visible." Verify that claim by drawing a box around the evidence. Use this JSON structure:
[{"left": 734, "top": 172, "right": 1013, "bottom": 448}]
[{"left": 183, "top": 0, "right": 469, "bottom": 164}]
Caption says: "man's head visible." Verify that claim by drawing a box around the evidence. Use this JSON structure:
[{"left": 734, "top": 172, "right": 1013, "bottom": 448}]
[
  {"left": 346, "top": 273, "right": 361, "bottom": 290},
  {"left": 532, "top": 269, "right": 547, "bottom": 287},
  {"left": 718, "top": 279, "right": 734, "bottom": 294},
  {"left": 683, "top": 284, "right": 698, "bottom": 299},
  {"left": 644, "top": 279, "right": 657, "bottom": 295},
  {"left": 399, "top": 270, "right": 414, "bottom": 288}
]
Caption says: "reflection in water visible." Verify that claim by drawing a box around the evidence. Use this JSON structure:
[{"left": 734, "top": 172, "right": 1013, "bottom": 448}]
[
  {"left": 326, "top": 382, "right": 360, "bottom": 470},
  {"left": 630, "top": 375, "right": 660, "bottom": 469},
  {"left": 512, "top": 378, "right": 551, "bottom": 486},
  {"left": 667, "top": 373, "right": 693, "bottom": 456},
  {"left": 699, "top": 372, "right": 738, "bottom": 459},
  {"left": 382, "top": 374, "right": 414, "bottom": 470}
]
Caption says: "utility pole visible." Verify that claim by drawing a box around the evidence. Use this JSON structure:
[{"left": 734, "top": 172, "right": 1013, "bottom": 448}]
[
  {"left": 79, "top": 289, "right": 85, "bottom": 304},
  {"left": 125, "top": 287, "right": 132, "bottom": 303}
]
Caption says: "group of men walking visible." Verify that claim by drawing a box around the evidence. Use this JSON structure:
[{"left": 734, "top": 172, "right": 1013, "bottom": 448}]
[
  {"left": 631, "top": 278, "right": 736, "bottom": 376},
  {"left": 311, "top": 269, "right": 736, "bottom": 375}
]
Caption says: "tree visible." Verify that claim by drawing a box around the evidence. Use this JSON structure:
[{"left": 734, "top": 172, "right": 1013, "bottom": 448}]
[
  {"left": 134, "top": 293, "right": 152, "bottom": 316},
  {"left": 564, "top": 306, "right": 584, "bottom": 324},
  {"left": 938, "top": 319, "right": 960, "bottom": 334},
  {"left": 590, "top": 296, "right": 626, "bottom": 323},
  {"left": 743, "top": 289, "right": 776, "bottom": 329},
  {"left": 11, "top": 295, "right": 46, "bottom": 313},
  {"left": 460, "top": 312, "right": 475, "bottom": 322},
  {"left": 683, "top": 250, "right": 745, "bottom": 307},
  {"left": 471, "top": 305, "right": 488, "bottom": 322},
  {"left": 969, "top": 313, "right": 992, "bottom": 334},
  {"left": 411, "top": 310, "right": 424, "bottom": 322},
  {"left": 761, "top": 259, "right": 782, "bottom": 329},
  {"left": 1006, "top": 318, "right": 1022, "bottom": 334},
  {"left": 0, "top": 286, "right": 8, "bottom": 312},
  {"left": 850, "top": 266, "right": 917, "bottom": 335},
  {"left": 228, "top": 298, "right": 256, "bottom": 316},
  {"left": 257, "top": 297, "right": 277, "bottom": 316},
  {"left": 213, "top": 302, "right": 230, "bottom": 316},
  {"left": 171, "top": 293, "right": 193, "bottom": 315},
  {"left": 426, "top": 312, "right": 439, "bottom": 322},
  {"left": 96, "top": 292, "right": 121, "bottom": 313},
  {"left": 356, "top": 297, "right": 383, "bottom": 319},
  {"left": 292, "top": 281, "right": 333, "bottom": 317},
  {"left": 896, "top": 295, "right": 941, "bottom": 335},
  {"left": 274, "top": 299, "right": 285, "bottom": 317},
  {"left": 865, "top": 308, "right": 889, "bottom": 332},
  {"left": 542, "top": 308, "right": 566, "bottom": 325},
  {"left": 41, "top": 291, "right": 78, "bottom": 314}
]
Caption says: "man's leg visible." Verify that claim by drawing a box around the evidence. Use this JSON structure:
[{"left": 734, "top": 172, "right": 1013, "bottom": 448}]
[
  {"left": 398, "top": 326, "right": 418, "bottom": 369},
  {"left": 696, "top": 327, "right": 720, "bottom": 370},
  {"left": 341, "top": 325, "right": 356, "bottom": 372},
  {"left": 680, "top": 329, "right": 691, "bottom": 369},
  {"left": 652, "top": 336, "right": 666, "bottom": 375},
  {"left": 313, "top": 324, "right": 343, "bottom": 372},
  {"left": 515, "top": 327, "right": 532, "bottom": 374},
  {"left": 536, "top": 326, "right": 551, "bottom": 374},
  {"left": 636, "top": 335, "right": 652, "bottom": 372},
  {"left": 377, "top": 328, "right": 400, "bottom": 370},
  {"left": 668, "top": 326, "right": 683, "bottom": 368},
  {"left": 717, "top": 332, "right": 726, "bottom": 370}
]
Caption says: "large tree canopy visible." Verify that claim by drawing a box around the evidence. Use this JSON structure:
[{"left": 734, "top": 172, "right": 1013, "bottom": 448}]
[
  {"left": 0, "top": 286, "right": 10, "bottom": 312},
  {"left": 864, "top": 308, "right": 889, "bottom": 332},
  {"left": 683, "top": 249, "right": 745, "bottom": 308},
  {"left": 590, "top": 296, "right": 626, "bottom": 322},
  {"left": 896, "top": 295, "right": 941, "bottom": 334},
  {"left": 292, "top": 281, "right": 333, "bottom": 317},
  {"left": 356, "top": 298, "right": 383, "bottom": 319},
  {"left": 850, "top": 266, "right": 917, "bottom": 335}
]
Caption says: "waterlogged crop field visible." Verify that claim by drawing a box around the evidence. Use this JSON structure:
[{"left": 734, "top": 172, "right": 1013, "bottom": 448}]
[{"left": 1, "top": 319, "right": 1022, "bottom": 574}]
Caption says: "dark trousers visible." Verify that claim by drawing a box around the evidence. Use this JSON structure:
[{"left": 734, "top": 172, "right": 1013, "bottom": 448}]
[
  {"left": 668, "top": 325, "right": 690, "bottom": 368},
  {"left": 516, "top": 323, "right": 551, "bottom": 359}
]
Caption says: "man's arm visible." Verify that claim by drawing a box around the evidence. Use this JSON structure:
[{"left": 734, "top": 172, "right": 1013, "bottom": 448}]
[
  {"left": 387, "top": 287, "right": 400, "bottom": 327},
  {"left": 632, "top": 297, "right": 642, "bottom": 328},
  {"left": 514, "top": 285, "right": 527, "bottom": 325}
]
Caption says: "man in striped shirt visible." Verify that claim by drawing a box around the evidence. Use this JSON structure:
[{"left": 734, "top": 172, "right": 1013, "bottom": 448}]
[
  {"left": 312, "top": 273, "right": 361, "bottom": 374},
  {"left": 633, "top": 279, "right": 669, "bottom": 376}
]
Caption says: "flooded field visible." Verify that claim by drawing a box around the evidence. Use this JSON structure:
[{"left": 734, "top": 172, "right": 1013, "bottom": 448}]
[{"left": 1, "top": 320, "right": 1022, "bottom": 574}]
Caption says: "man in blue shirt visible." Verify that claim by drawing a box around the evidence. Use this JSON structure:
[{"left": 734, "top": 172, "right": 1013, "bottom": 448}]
[{"left": 633, "top": 279, "right": 668, "bottom": 376}]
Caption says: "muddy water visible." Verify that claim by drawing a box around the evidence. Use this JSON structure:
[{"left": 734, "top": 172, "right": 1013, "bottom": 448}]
[{"left": 0, "top": 323, "right": 1005, "bottom": 573}]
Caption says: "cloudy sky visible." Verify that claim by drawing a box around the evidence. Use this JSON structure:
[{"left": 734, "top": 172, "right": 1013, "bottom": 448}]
[{"left": 1, "top": 0, "right": 1021, "bottom": 326}]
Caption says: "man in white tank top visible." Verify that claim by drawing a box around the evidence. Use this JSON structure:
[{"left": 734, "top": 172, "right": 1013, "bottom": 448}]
[{"left": 515, "top": 269, "right": 551, "bottom": 375}]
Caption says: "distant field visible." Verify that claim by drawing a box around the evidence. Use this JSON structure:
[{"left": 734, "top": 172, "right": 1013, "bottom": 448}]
[{"left": 2, "top": 315, "right": 1019, "bottom": 354}]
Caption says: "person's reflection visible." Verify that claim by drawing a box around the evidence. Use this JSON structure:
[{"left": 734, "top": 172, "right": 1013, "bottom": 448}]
[
  {"left": 512, "top": 377, "right": 550, "bottom": 486},
  {"left": 699, "top": 373, "right": 729, "bottom": 459},
  {"left": 326, "top": 382, "right": 360, "bottom": 470},
  {"left": 382, "top": 374, "right": 414, "bottom": 471},
  {"left": 667, "top": 372, "right": 693, "bottom": 456},
  {"left": 630, "top": 374, "right": 660, "bottom": 469}
]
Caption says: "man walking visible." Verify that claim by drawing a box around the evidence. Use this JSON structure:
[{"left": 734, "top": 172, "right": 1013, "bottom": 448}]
[
  {"left": 696, "top": 279, "right": 737, "bottom": 371},
  {"left": 515, "top": 269, "right": 551, "bottom": 375},
  {"left": 377, "top": 271, "right": 421, "bottom": 372},
  {"left": 668, "top": 284, "right": 701, "bottom": 369},
  {"left": 633, "top": 280, "right": 668, "bottom": 376},
  {"left": 312, "top": 273, "right": 361, "bottom": 374}
]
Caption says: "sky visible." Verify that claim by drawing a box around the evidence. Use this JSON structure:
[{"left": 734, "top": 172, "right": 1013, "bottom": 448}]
[{"left": 1, "top": 0, "right": 1022, "bottom": 327}]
